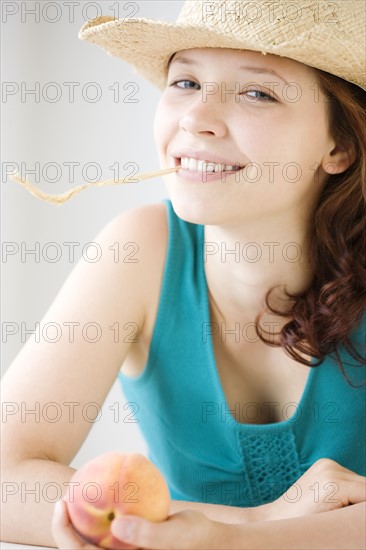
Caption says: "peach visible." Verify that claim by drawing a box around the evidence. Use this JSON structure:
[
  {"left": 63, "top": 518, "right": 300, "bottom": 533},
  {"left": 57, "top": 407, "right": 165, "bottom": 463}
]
[{"left": 65, "top": 452, "right": 170, "bottom": 549}]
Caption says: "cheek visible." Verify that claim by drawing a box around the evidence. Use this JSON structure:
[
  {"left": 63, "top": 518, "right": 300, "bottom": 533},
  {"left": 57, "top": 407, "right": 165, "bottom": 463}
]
[
  {"left": 153, "top": 101, "right": 165, "bottom": 153},
  {"left": 153, "top": 97, "right": 178, "bottom": 156},
  {"left": 243, "top": 109, "right": 329, "bottom": 168}
]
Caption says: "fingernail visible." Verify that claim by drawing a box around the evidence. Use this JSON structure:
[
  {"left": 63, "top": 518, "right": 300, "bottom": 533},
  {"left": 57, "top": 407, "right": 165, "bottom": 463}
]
[{"left": 112, "top": 519, "right": 136, "bottom": 542}]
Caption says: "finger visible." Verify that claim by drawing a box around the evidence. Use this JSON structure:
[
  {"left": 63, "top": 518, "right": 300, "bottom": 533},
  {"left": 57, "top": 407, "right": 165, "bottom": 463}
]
[
  {"left": 111, "top": 511, "right": 211, "bottom": 550},
  {"left": 310, "top": 470, "right": 366, "bottom": 508},
  {"left": 315, "top": 470, "right": 366, "bottom": 507},
  {"left": 51, "top": 499, "right": 99, "bottom": 549},
  {"left": 340, "top": 476, "right": 366, "bottom": 506}
]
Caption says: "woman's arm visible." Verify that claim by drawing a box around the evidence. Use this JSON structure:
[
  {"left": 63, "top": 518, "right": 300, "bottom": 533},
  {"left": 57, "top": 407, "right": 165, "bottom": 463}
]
[
  {"left": 170, "top": 458, "right": 366, "bottom": 524},
  {"left": 226, "top": 501, "right": 366, "bottom": 550},
  {"left": 51, "top": 459, "right": 366, "bottom": 549},
  {"left": 1, "top": 205, "right": 159, "bottom": 546},
  {"left": 169, "top": 499, "right": 258, "bottom": 524},
  {"left": 1, "top": 459, "right": 75, "bottom": 547},
  {"left": 109, "top": 501, "right": 366, "bottom": 550}
]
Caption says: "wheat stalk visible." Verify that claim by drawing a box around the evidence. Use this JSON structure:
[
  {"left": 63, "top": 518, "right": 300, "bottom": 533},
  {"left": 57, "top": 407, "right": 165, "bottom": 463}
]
[{"left": 8, "top": 166, "right": 180, "bottom": 205}]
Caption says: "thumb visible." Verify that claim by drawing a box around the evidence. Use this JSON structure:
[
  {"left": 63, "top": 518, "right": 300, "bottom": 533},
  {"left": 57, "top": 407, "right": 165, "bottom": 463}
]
[
  {"left": 111, "top": 511, "right": 205, "bottom": 550},
  {"left": 111, "top": 516, "right": 171, "bottom": 550}
]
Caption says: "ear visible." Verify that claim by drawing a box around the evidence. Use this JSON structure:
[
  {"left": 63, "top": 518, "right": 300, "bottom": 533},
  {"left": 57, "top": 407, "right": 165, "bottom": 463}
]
[{"left": 322, "top": 142, "right": 356, "bottom": 175}]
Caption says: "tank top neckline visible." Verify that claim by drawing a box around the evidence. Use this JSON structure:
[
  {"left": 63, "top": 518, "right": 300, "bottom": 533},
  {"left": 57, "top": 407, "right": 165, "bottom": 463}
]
[{"left": 198, "top": 223, "right": 318, "bottom": 432}]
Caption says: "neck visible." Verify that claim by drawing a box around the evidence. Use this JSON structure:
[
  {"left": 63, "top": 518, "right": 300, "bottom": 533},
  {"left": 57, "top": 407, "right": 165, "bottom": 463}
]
[{"left": 203, "top": 215, "right": 313, "bottom": 323}]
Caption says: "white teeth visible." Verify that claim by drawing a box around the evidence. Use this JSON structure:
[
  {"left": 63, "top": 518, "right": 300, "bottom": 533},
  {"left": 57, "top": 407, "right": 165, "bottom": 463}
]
[
  {"left": 197, "top": 160, "right": 216, "bottom": 172},
  {"left": 180, "top": 157, "right": 241, "bottom": 172}
]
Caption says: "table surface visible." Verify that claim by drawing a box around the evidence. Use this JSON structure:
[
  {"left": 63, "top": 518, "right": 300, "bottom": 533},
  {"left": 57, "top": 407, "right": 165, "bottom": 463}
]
[{"left": 1, "top": 543, "right": 54, "bottom": 549}]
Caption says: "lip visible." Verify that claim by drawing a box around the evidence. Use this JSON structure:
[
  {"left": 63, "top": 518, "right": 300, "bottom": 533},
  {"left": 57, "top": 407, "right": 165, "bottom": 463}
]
[
  {"left": 171, "top": 148, "right": 245, "bottom": 167},
  {"left": 173, "top": 167, "right": 243, "bottom": 183},
  {"left": 171, "top": 148, "right": 245, "bottom": 182}
]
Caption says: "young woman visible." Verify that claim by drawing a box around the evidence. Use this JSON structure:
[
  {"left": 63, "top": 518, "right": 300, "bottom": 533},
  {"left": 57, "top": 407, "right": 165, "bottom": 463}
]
[{"left": 2, "top": 1, "right": 365, "bottom": 549}]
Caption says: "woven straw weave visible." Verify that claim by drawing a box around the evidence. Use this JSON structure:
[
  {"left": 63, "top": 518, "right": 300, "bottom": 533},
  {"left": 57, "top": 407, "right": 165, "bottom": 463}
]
[{"left": 79, "top": 0, "right": 365, "bottom": 90}]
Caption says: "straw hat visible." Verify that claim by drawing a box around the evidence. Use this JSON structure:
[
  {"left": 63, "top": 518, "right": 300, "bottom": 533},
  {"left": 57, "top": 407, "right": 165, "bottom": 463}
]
[{"left": 79, "top": 0, "right": 366, "bottom": 91}]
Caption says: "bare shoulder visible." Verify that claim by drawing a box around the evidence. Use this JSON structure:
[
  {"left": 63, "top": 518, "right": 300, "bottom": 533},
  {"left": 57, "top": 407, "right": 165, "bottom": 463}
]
[
  {"left": 109, "top": 201, "right": 169, "bottom": 330},
  {"left": 109, "top": 201, "right": 169, "bottom": 376},
  {"left": 103, "top": 203, "right": 167, "bottom": 254},
  {"left": 1, "top": 201, "right": 169, "bottom": 466},
  {"left": 109, "top": 201, "right": 168, "bottom": 294}
]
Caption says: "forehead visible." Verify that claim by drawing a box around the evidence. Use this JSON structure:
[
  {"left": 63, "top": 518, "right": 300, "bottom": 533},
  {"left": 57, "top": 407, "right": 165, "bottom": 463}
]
[{"left": 169, "top": 48, "right": 317, "bottom": 83}]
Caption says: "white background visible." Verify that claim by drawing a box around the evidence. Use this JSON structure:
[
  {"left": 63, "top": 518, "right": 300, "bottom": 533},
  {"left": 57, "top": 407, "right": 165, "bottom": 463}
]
[{"left": 2, "top": 0, "right": 184, "bottom": 469}]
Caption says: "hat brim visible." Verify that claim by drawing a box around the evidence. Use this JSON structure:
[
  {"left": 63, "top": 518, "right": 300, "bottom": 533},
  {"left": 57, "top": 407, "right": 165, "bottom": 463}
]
[{"left": 79, "top": 16, "right": 366, "bottom": 91}]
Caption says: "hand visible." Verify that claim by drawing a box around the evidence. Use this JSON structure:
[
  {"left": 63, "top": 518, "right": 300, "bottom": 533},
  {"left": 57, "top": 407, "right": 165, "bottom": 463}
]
[
  {"left": 110, "top": 510, "right": 226, "bottom": 550},
  {"left": 264, "top": 458, "right": 366, "bottom": 521},
  {"left": 51, "top": 498, "right": 139, "bottom": 550},
  {"left": 52, "top": 498, "right": 226, "bottom": 550}
]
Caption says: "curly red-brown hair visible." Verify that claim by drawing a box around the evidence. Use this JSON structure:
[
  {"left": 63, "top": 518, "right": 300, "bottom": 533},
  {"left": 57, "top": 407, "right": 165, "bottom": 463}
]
[{"left": 256, "top": 70, "right": 366, "bottom": 379}]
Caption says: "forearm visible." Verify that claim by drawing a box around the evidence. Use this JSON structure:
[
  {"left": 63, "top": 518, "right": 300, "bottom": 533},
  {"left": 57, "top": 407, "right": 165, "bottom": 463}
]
[
  {"left": 218, "top": 502, "right": 366, "bottom": 550},
  {"left": 170, "top": 499, "right": 262, "bottom": 524},
  {"left": 1, "top": 458, "right": 75, "bottom": 547}
]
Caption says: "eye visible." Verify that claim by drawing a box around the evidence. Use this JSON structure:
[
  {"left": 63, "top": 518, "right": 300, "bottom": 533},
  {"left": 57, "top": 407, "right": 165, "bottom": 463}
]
[
  {"left": 243, "top": 89, "right": 277, "bottom": 102},
  {"left": 170, "top": 79, "right": 201, "bottom": 90}
]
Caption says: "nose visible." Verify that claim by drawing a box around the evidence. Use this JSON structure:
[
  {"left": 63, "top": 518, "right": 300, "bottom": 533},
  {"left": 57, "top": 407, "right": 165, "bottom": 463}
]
[{"left": 179, "top": 89, "right": 227, "bottom": 138}]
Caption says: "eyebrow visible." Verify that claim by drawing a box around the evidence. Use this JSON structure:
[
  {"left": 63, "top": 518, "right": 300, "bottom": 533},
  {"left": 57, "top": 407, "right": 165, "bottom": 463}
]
[
  {"left": 170, "top": 56, "right": 289, "bottom": 85},
  {"left": 239, "top": 65, "right": 289, "bottom": 85}
]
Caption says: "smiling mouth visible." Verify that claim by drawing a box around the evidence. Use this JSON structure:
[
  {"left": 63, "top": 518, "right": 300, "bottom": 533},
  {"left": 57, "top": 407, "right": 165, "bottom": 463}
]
[{"left": 177, "top": 156, "right": 244, "bottom": 173}]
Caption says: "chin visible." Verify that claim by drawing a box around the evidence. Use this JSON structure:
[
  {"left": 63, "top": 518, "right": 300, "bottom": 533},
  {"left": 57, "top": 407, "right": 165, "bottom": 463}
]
[
  {"left": 164, "top": 180, "right": 232, "bottom": 225},
  {"left": 168, "top": 195, "right": 226, "bottom": 226}
]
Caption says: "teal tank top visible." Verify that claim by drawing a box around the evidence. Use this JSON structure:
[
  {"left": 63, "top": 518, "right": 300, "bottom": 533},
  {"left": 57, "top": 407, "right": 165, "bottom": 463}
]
[{"left": 118, "top": 199, "right": 366, "bottom": 507}]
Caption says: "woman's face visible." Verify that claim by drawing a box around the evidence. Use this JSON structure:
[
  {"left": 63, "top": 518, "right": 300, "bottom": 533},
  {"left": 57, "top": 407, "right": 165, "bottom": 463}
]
[{"left": 154, "top": 48, "right": 336, "bottom": 226}]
